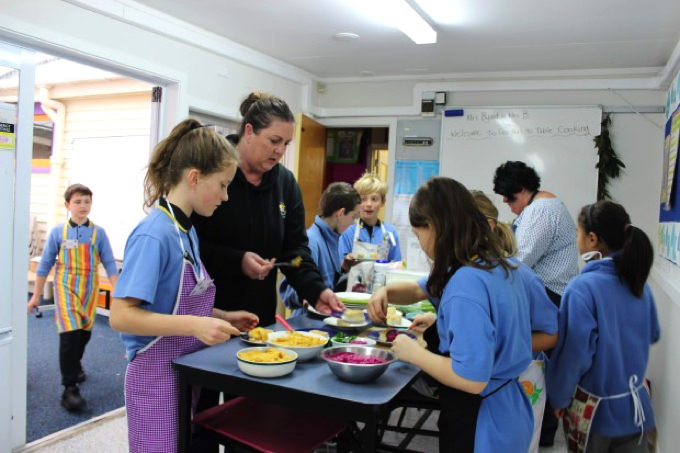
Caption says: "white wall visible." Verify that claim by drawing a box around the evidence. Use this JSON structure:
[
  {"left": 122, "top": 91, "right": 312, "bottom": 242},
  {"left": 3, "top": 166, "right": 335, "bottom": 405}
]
[{"left": 0, "top": 0, "right": 307, "bottom": 122}]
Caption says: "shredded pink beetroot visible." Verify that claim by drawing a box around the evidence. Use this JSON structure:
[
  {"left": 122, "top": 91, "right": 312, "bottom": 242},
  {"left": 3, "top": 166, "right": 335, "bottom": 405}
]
[{"left": 326, "top": 352, "right": 387, "bottom": 364}]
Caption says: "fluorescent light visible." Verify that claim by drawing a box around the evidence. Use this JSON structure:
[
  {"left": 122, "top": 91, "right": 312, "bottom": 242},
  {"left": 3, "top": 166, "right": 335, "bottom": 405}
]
[
  {"left": 412, "top": 0, "right": 465, "bottom": 25},
  {"left": 352, "top": 0, "right": 436, "bottom": 45}
]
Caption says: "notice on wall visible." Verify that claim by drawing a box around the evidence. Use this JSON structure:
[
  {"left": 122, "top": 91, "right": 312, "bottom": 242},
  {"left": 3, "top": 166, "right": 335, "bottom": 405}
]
[
  {"left": 658, "top": 222, "right": 679, "bottom": 264},
  {"left": 664, "top": 109, "right": 680, "bottom": 210},
  {"left": 0, "top": 103, "right": 17, "bottom": 152}
]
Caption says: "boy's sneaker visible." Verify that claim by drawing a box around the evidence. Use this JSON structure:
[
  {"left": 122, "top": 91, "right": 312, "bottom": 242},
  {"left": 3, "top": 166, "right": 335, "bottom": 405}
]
[
  {"left": 61, "top": 385, "right": 86, "bottom": 412},
  {"left": 76, "top": 370, "right": 86, "bottom": 383}
]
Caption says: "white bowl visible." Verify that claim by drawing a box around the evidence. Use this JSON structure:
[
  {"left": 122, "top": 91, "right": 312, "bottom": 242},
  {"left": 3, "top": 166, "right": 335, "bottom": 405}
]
[
  {"left": 236, "top": 347, "right": 297, "bottom": 378},
  {"left": 266, "top": 331, "right": 329, "bottom": 361},
  {"left": 330, "top": 337, "right": 377, "bottom": 348}
]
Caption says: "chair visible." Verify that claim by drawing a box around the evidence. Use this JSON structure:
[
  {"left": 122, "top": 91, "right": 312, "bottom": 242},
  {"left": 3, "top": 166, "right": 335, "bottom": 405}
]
[
  {"left": 193, "top": 396, "right": 348, "bottom": 453},
  {"left": 377, "top": 383, "right": 440, "bottom": 452}
]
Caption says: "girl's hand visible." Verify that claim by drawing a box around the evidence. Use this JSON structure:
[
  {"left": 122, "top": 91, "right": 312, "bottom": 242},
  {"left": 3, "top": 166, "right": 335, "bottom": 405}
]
[
  {"left": 341, "top": 253, "right": 356, "bottom": 272},
  {"left": 408, "top": 312, "right": 436, "bottom": 333},
  {"left": 193, "top": 317, "right": 240, "bottom": 345},
  {"left": 390, "top": 333, "right": 423, "bottom": 364},
  {"left": 367, "top": 287, "right": 388, "bottom": 323},
  {"left": 554, "top": 408, "right": 566, "bottom": 419},
  {"left": 227, "top": 311, "right": 260, "bottom": 331},
  {"left": 241, "top": 251, "right": 275, "bottom": 280}
]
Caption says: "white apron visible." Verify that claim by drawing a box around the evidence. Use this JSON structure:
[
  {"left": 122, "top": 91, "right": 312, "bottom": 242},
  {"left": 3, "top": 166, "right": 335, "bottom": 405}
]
[
  {"left": 519, "top": 358, "right": 546, "bottom": 453},
  {"left": 562, "top": 374, "right": 647, "bottom": 453},
  {"left": 346, "top": 220, "right": 392, "bottom": 293}
]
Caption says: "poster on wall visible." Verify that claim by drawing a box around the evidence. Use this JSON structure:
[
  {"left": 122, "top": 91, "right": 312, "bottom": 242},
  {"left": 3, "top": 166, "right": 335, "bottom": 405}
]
[
  {"left": 664, "top": 108, "right": 680, "bottom": 210},
  {"left": 392, "top": 160, "right": 438, "bottom": 271},
  {"left": 659, "top": 69, "right": 680, "bottom": 266}
]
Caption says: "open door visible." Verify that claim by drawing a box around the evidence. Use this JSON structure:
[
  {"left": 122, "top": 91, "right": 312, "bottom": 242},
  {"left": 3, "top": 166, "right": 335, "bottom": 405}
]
[{"left": 294, "top": 113, "right": 326, "bottom": 228}]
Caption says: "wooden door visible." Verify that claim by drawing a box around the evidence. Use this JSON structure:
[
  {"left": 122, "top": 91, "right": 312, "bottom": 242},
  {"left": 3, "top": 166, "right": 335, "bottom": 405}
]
[{"left": 294, "top": 113, "right": 326, "bottom": 228}]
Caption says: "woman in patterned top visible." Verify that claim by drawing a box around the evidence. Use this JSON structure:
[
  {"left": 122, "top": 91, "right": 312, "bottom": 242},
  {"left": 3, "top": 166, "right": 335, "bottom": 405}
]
[{"left": 493, "top": 160, "right": 579, "bottom": 446}]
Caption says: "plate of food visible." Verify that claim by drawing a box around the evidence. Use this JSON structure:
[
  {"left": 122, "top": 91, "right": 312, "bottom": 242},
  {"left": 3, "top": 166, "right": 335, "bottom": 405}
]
[
  {"left": 365, "top": 328, "right": 417, "bottom": 347},
  {"left": 381, "top": 307, "right": 411, "bottom": 329},
  {"left": 323, "top": 308, "right": 370, "bottom": 329},
  {"left": 240, "top": 326, "right": 274, "bottom": 346},
  {"left": 334, "top": 292, "right": 371, "bottom": 307},
  {"left": 330, "top": 331, "right": 377, "bottom": 347}
]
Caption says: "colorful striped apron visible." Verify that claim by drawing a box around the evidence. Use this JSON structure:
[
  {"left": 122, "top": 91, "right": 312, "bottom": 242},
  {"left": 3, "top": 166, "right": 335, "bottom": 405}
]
[
  {"left": 54, "top": 221, "right": 99, "bottom": 333},
  {"left": 124, "top": 204, "right": 215, "bottom": 453}
]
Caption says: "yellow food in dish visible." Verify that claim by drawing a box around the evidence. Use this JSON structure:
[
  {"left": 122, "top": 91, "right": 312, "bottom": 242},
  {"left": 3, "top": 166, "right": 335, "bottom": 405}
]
[
  {"left": 248, "top": 327, "right": 273, "bottom": 342},
  {"left": 270, "top": 332, "right": 327, "bottom": 347},
  {"left": 309, "top": 329, "right": 329, "bottom": 338},
  {"left": 238, "top": 348, "right": 294, "bottom": 363}
]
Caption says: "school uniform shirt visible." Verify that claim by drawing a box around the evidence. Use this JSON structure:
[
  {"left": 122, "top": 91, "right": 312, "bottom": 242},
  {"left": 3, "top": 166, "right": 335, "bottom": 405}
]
[
  {"left": 513, "top": 198, "right": 579, "bottom": 295},
  {"left": 419, "top": 260, "right": 557, "bottom": 335},
  {"left": 192, "top": 161, "right": 326, "bottom": 327},
  {"left": 338, "top": 220, "right": 402, "bottom": 262},
  {"left": 113, "top": 203, "right": 202, "bottom": 361},
  {"left": 279, "top": 216, "right": 340, "bottom": 314},
  {"left": 37, "top": 219, "right": 118, "bottom": 277},
  {"left": 546, "top": 258, "right": 660, "bottom": 437},
  {"left": 437, "top": 263, "right": 534, "bottom": 452}
]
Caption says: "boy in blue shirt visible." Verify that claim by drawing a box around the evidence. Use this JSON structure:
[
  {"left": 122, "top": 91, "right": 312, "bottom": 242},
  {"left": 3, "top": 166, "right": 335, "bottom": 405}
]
[
  {"left": 280, "top": 182, "right": 360, "bottom": 315},
  {"left": 28, "top": 183, "right": 118, "bottom": 412}
]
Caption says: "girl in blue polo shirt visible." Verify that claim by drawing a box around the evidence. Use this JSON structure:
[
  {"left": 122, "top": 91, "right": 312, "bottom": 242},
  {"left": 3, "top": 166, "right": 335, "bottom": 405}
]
[
  {"left": 547, "top": 201, "right": 660, "bottom": 453},
  {"left": 388, "top": 177, "right": 533, "bottom": 453},
  {"left": 110, "top": 119, "right": 259, "bottom": 453}
]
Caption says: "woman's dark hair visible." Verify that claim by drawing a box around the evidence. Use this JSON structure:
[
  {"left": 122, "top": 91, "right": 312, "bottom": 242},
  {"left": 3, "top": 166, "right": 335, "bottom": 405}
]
[
  {"left": 578, "top": 201, "right": 653, "bottom": 297},
  {"left": 238, "top": 91, "right": 295, "bottom": 138},
  {"left": 493, "top": 161, "right": 541, "bottom": 201},
  {"left": 319, "top": 182, "right": 361, "bottom": 218},
  {"left": 144, "top": 119, "right": 239, "bottom": 208},
  {"left": 409, "top": 177, "right": 514, "bottom": 299}
]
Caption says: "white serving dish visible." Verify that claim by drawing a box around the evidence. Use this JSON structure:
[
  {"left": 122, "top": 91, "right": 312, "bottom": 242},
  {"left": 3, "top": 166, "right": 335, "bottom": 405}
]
[
  {"left": 236, "top": 347, "right": 297, "bottom": 378},
  {"left": 266, "top": 331, "right": 329, "bottom": 361}
]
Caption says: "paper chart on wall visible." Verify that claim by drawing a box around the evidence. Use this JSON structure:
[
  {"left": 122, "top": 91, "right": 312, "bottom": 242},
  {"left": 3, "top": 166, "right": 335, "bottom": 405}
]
[
  {"left": 665, "top": 109, "right": 680, "bottom": 210},
  {"left": 658, "top": 222, "right": 679, "bottom": 264}
]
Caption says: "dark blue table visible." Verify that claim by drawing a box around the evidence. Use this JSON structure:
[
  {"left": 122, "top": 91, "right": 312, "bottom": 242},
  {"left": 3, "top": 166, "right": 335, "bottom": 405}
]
[{"left": 173, "top": 315, "right": 421, "bottom": 452}]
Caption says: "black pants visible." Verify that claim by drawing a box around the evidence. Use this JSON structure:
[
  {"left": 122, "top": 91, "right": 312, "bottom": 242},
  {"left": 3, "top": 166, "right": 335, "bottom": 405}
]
[
  {"left": 438, "top": 385, "right": 482, "bottom": 453},
  {"left": 59, "top": 329, "right": 91, "bottom": 387},
  {"left": 540, "top": 288, "right": 563, "bottom": 446}
]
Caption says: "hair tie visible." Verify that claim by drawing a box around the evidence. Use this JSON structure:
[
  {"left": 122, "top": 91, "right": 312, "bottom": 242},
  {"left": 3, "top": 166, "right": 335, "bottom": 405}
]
[{"left": 624, "top": 223, "right": 633, "bottom": 232}]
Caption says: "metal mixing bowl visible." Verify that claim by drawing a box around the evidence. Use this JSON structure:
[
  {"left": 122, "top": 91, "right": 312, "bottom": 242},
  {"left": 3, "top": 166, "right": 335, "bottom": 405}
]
[{"left": 321, "top": 346, "right": 396, "bottom": 383}]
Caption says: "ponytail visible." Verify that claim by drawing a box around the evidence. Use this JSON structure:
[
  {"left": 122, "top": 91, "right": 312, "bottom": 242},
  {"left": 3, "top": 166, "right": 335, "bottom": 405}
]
[
  {"left": 144, "top": 119, "right": 239, "bottom": 208},
  {"left": 469, "top": 189, "right": 517, "bottom": 256},
  {"left": 495, "top": 222, "right": 517, "bottom": 256},
  {"left": 578, "top": 201, "right": 653, "bottom": 297},
  {"left": 616, "top": 225, "right": 653, "bottom": 297}
]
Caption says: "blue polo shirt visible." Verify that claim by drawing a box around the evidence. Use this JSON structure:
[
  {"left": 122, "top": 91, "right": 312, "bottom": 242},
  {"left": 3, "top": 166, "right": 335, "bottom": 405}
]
[{"left": 113, "top": 207, "right": 203, "bottom": 361}]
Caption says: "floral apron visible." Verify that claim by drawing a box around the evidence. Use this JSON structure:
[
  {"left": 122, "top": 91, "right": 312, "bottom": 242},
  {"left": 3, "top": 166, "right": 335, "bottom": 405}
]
[
  {"left": 125, "top": 205, "right": 215, "bottom": 453},
  {"left": 562, "top": 374, "right": 647, "bottom": 453},
  {"left": 346, "top": 220, "right": 393, "bottom": 293},
  {"left": 519, "top": 357, "right": 546, "bottom": 453},
  {"left": 54, "top": 221, "right": 99, "bottom": 333}
]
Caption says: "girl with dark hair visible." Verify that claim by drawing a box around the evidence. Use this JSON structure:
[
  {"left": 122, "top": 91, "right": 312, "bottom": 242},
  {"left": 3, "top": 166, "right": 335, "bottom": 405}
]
[
  {"left": 389, "top": 177, "right": 534, "bottom": 453},
  {"left": 547, "top": 201, "right": 660, "bottom": 453},
  {"left": 111, "top": 119, "right": 258, "bottom": 453}
]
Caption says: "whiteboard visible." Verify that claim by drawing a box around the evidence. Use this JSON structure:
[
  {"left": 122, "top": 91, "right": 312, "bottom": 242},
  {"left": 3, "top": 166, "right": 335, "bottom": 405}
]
[{"left": 439, "top": 107, "right": 602, "bottom": 223}]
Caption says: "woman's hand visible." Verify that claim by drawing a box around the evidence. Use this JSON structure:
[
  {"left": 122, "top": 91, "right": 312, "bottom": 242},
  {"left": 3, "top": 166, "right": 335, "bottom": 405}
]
[
  {"left": 225, "top": 310, "right": 260, "bottom": 331},
  {"left": 390, "top": 334, "right": 423, "bottom": 364},
  {"left": 192, "top": 317, "right": 240, "bottom": 345},
  {"left": 241, "top": 251, "right": 275, "bottom": 280},
  {"left": 367, "top": 287, "right": 389, "bottom": 323},
  {"left": 408, "top": 312, "right": 436, "bottom": 333},
  {"left": 313, "top": 289, "right": 344, "bottom": 315}
]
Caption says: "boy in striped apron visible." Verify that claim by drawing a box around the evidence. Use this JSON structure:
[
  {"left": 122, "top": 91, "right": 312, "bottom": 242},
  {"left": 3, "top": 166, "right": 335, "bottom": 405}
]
[{"left": 28, "top": 184, "right": 118, "bottom": 412}]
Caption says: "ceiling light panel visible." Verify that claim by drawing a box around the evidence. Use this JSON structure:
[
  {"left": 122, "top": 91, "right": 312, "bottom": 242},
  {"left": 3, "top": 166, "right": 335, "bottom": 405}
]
[{"left": 350, "top": 0, "right": 437, "bottom": 44}]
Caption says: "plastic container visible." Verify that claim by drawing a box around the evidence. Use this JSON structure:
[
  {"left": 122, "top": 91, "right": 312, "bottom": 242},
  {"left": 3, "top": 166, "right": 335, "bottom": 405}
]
[{"left": 371, "top": 260, "right": 389, "bottom": 293}]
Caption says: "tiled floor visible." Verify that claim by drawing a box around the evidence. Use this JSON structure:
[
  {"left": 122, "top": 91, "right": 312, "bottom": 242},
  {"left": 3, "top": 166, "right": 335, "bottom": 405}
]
[{"left": 23, "top": 406, "right": 567, "bottom": 452}]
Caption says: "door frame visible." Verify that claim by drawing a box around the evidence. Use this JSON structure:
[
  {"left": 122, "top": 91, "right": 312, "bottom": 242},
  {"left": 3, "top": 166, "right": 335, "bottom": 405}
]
[
  {"left": 0, "top": 33, "right": 184, "bottom": 449},
  {"left": 319, "top": 117, "right": 398, "bottom": 223},
  {"left": 0, "top": 41, "right": 35, "bottom": 451}
]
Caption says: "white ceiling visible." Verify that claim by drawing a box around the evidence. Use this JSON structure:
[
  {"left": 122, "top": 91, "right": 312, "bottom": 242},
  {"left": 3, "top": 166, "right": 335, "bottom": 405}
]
[{"left": 135, "top": 0, "right": 680, "bottom": 80}]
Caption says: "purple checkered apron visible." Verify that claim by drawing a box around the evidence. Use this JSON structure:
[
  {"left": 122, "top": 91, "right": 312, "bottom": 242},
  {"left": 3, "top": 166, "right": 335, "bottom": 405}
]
[{"left": 125, "top": 259, "right": 215, "bottom": 453}]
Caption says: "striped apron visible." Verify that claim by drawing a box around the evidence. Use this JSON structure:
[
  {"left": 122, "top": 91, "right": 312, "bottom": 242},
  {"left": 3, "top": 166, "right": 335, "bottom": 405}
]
[
  {"left": 125, "top": 205, "right": 215, "bottom": 453},
  {"left": 54, "top": 221, "right": 99, "bottom": 333}
]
